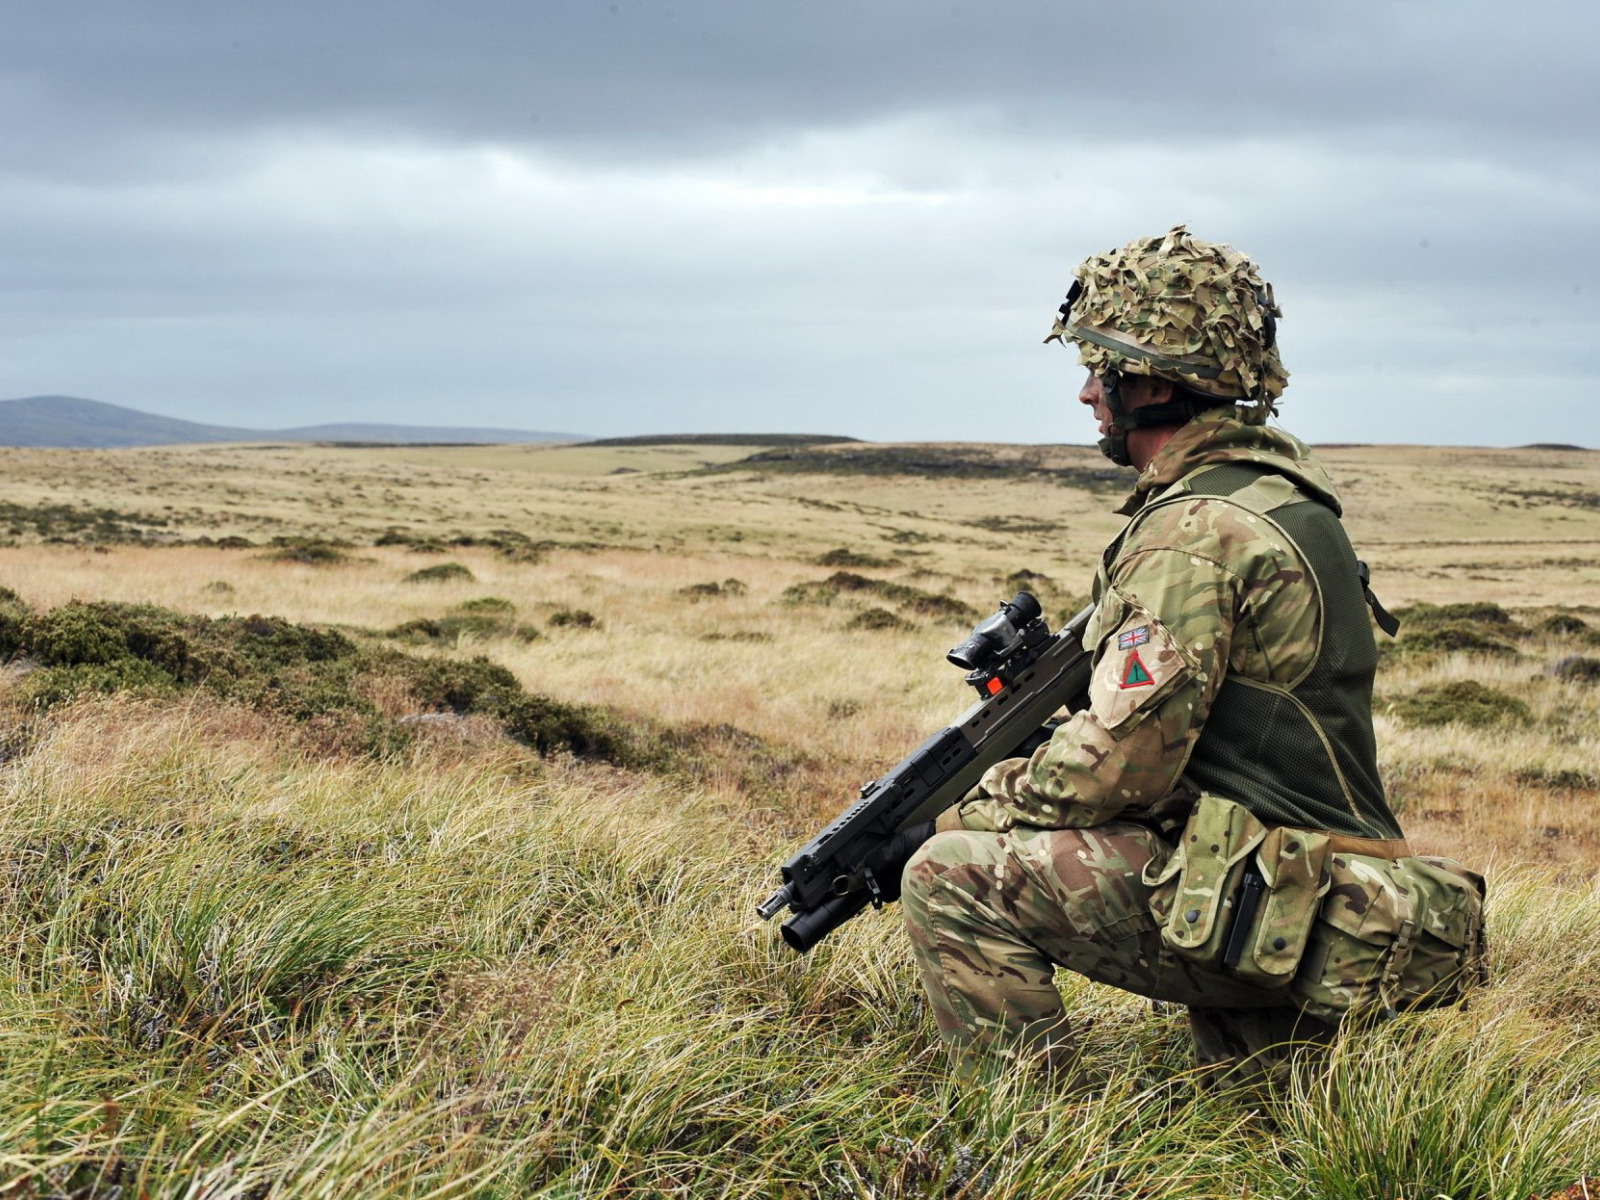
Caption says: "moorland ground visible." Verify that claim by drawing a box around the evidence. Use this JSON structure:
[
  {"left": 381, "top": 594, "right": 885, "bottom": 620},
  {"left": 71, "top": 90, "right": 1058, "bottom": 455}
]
[{"left": 0, "top": 437, "right": 1598, "bottom": 1197}]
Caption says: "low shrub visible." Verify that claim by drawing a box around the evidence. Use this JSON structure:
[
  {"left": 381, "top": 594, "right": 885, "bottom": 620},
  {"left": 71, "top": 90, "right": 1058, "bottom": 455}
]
[
  {"left": 1551, "top": 655, "right": 1600, "bottom": 684},
  {"left": 264, "top": 540, "right": 350, "bottom": 566},
  {"left": 782, "top": 571, "right": 977, "bottom": 623},
  {"left": 816, "top": 547, "right": 895, "bottom": 569},
  {"left": 549, "top": 609, "right": 602, "bottom": 630},
  {"left": 1388, "top": 680, "right": 1533, "bottom": 728},
  {"left": 846, "top": 607, "right": 915, "bottom": 632},
  {"left": 403, "top": 562, "right": 475, "bottom": 584},
  {"left": 0, "top": 596, "right": 614, "bottom": 761},
  {"left": 387, "top": 616, "right": 541, "bottom": 646},
  {"left": 1541, "top": 613, "right": 1592, "bottom": 637},
  {"left": 375, "top": 527, "right": 446, "bottom": 553},
  {"left": 1399, "top": 601, "right": 1518, "bottom": 627},
  {"left": 679, "top": 579, "right": 748, "bottom": 601},
  {"left": 1005, "top": 568, "right": 1054, "bottom": 594},
  {"left": 456, "top": 596, "right": 516, "bottom": 615},
  {"left": 1395, "top": 621, "right": 1519, "bottom": 657},
  {"left": 1515, "top": 766, "right": 1600, "bottom": 791}
]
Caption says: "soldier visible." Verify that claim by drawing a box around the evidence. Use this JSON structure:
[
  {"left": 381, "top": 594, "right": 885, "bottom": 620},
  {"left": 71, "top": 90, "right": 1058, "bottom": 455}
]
[{"left": 896, "top": 227, "right": 1485, "bottom": 1082}]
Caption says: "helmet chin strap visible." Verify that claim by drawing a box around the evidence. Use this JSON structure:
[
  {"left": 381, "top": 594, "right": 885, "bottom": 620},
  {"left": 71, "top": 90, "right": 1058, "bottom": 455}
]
[
  {"left": 1097, "top": 371, "right": 1134, "bottom": 467},
  {"left": 1095, "top": 370, "right": 1234, "bottom": 467}
]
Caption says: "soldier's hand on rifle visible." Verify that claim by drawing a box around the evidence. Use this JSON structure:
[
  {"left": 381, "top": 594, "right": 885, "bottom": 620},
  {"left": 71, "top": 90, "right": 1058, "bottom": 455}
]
[{"left": 864, "top": 821, "right": 936, "bottom": 905}]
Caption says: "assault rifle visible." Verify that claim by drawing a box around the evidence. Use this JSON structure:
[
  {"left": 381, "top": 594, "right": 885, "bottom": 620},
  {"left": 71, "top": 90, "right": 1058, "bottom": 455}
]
[{"left": 757, "top": 593, "right": 1096, "bottom": 953}]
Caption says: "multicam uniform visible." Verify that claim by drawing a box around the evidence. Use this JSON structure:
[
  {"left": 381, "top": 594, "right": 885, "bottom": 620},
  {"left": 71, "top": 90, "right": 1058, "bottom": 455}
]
[
  {"left": 902, "top": 409, "right": 1473, "bottom": 1075},
  {"left": 900, "top": 227, "right": 1484, "bottom": 1078}
]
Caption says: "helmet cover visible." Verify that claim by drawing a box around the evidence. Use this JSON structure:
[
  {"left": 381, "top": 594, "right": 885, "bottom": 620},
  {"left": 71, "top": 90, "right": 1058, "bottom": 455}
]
[{"left": 1047, "top": 225, "right": 1288, "bottom": 414}]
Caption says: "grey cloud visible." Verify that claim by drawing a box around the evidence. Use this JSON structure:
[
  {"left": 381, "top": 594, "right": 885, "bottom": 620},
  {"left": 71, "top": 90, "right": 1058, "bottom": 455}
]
[
  {"left": 2, "top": 0, "right": 1595, "bottom": 177},
  {"left": 0, "top": 1, "right": 1596, "bottom": 444}
]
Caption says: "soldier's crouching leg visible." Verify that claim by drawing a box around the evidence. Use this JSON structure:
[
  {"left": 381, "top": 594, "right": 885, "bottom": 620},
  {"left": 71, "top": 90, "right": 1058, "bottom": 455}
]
[
  {"left": 900, "top": 824, "right": 1168, "bottom": 1071},
  {"left": 901, "top": 829, "right": 1069, "bottom": 1068},
  {"left": 902, "top": 823, "right": 1318, "bottom": 1079}
]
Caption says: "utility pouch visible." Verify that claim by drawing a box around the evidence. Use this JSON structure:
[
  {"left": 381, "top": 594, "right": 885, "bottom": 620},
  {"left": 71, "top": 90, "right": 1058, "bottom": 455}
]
[
  {"left": 1144, "top": 794, "right": 1267, "bottom": 966},
  {"left": 1290, "top": 852, "right": 1486, "bottom": 1022},
  {"left": 1225, "top": 826, "right": 1332, "bottom": 989}
]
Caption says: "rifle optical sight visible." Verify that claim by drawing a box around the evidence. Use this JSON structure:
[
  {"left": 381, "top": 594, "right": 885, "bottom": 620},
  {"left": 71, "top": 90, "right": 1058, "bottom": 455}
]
[{"left": 946, "top": 591, "right": 1043, "bottom": 672}]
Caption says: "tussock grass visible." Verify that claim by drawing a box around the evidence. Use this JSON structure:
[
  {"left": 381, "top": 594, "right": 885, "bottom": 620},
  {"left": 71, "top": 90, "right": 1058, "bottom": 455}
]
[
  {"left": 1, "top": 699, "right": 1598, "bottom": 1196},
  {"left": 404, "top": 562, "right": 477, "bottom": 584},
  {"left": 2, "top": 441, "right": 1600, "bottom": 1192}
]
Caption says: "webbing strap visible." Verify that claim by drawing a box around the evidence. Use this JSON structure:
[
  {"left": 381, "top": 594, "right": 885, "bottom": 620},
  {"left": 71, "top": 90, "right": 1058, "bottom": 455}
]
[
  {"left": 1358, "top": 561, "right": 1402, "bottom": 637},
  {"left": 1317, "top": 832, "right": 1413, "bottom": 860}
]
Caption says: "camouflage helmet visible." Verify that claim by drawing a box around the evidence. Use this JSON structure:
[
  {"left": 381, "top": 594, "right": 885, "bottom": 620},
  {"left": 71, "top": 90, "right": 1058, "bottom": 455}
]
[{"left": 1046, "top": 226, "right": 1288, "bottom": 414}]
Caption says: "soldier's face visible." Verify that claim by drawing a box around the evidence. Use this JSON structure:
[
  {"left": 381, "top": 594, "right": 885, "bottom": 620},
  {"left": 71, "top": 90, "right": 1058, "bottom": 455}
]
[
  {"left": 1078, "top": 372, "right": 1115, "bottom": 436},
  {"left": 1079, "top": 372, "right": 1171, "bottom": 433}
]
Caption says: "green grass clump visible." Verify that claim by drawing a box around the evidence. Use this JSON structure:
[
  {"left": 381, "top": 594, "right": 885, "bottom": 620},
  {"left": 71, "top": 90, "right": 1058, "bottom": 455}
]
[
  {"left": 1, "top": 707, "right": 1595, "bottom": 1197},
  {"left": 388, "top": 598, "right": 538, "bottom": 647},
  {"left": 1541, "top": 612, "right": 1592, "bottom": 637},
  {"left": 847, "top": 607, "right": 916, "bottom": 632},
  {"left": 1552, "top": 655, "right": 1600, "bottom": 683},
  {"left": 0, "top": 593, "right": 628, "bottom": 763},
  {"left": 1389, "top": 680, "right": 1533, "bottom": 728},
  {"left": 678, "top": 578, "right": 748, "bottom": 601},
  {"left": 782, "top": 571, "right": 978, "bottom": 624},
  {"left": 402, "top": 562, "right": 475, "bottom": 584},
  {"left": 263, "top": 539, "right": 351, "bottom": 566},
  {"left": 549, "top": 608, "right": 602, "bottom": 630},
  {"left": 816, "top": 547, "right": 895, "bottom": 569},
  {"left": 1395, "top": 620, "right": 1519, "bottom": 657}
]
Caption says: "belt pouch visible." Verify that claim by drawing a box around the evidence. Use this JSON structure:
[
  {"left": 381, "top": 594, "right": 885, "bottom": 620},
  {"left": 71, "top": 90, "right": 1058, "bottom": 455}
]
[
  {"left": 1156, "top": 794, "right": 1267, "bottom": 966},
  {"left": 1227, "top": 826, "right": 1332, "bottom": 989}
]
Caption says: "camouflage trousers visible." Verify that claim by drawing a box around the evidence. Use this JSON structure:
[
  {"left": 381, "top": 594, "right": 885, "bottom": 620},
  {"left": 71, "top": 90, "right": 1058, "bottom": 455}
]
[{"left": 901, "top": 823, "right": 1336, "bottom": 1081}]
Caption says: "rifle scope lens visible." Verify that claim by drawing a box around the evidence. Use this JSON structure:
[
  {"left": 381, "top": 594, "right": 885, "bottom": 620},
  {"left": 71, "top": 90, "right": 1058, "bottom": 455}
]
[{"left": 946, "top": 629, "right": 1001, "bottom": 672}]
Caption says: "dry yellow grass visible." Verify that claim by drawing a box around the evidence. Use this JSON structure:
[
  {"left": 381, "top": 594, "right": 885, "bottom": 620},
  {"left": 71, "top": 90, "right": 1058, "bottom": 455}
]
[
  {"left": 5, "top": 438, "right": 1600, "bottom": 856},
  {"left": 3, "top": 437, "right": 1600, "bottom": 1195}
]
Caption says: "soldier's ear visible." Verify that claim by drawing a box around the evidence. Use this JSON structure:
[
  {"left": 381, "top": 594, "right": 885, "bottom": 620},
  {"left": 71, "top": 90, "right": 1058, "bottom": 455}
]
[
  {"left": 1123, "top": 375, "right": 1176, "bottom": 408},
  {"left": 1145, "top": 377, "right": 1177, "bottom": 405}
]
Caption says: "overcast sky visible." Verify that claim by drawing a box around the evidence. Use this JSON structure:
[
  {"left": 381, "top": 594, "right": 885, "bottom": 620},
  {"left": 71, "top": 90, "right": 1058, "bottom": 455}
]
[{"left": 2, "top": 1, "right": 1596, "bottom": 444}]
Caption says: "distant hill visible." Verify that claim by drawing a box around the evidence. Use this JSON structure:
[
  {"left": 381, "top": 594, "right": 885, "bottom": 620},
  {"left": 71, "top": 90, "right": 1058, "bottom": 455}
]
[
  {"left": 584, "top": 433, "right": 860, "bottom": 447},
  {"left": 0, "top": 396, "right": 587, "bottom": 448}
]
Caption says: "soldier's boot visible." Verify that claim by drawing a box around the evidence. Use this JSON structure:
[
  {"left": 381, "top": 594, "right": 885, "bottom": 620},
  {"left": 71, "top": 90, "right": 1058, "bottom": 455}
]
[{"left": 1186, "top": 1004, "right": 1340, "bottom": 1088}]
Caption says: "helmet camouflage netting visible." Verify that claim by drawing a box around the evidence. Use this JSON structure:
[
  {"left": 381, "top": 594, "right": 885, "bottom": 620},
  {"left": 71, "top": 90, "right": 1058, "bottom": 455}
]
[{"left": 1047, "top": 225, "right": 1288, "bottom": 413}]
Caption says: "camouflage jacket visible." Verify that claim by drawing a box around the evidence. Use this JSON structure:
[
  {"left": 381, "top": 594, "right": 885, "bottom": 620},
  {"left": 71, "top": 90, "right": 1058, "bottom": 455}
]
[{"left": 947, "top": 409, "right": 1400, "bottom": 839}]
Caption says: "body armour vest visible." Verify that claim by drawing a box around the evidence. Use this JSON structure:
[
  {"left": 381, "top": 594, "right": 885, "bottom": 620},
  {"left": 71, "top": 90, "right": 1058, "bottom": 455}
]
[{"left": 1133, "top": 462, "right": 1405, "bottom": 841}]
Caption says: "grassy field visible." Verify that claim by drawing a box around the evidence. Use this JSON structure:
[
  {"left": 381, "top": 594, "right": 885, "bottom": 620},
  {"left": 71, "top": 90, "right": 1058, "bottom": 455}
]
[{"left": 0, "top": 437, "right": 1598, "bottom": 1197}]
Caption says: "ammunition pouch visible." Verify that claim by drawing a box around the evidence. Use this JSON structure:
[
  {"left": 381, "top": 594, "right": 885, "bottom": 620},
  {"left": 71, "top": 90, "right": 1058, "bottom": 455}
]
[
  {"left": 1144, "top": 795, "right": 1486, "bottom": 1016},
  {"left": 1144, "top": 793, "right": 1266, "bottom": 966},
  {"left": 1144, "top": 794, "right": 1330, "bottom": 987},
  {"left": 1289, "top": 852, "right": 1487, "bottom": 1021}
]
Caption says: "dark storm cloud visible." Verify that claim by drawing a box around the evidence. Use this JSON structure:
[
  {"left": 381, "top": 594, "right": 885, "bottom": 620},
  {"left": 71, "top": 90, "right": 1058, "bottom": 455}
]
[
  {"left": 0, "top": 0, "right": 1596, "bottom": 443},
  {"left": 2, "top": 0, "right": 1591, "bottom": 171}
]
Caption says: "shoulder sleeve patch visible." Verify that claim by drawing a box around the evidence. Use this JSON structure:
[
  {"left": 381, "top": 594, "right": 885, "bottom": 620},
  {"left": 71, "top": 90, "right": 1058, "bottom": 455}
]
[{"left": 1089, "top": 590, "right": 1199, "bottom": 735}]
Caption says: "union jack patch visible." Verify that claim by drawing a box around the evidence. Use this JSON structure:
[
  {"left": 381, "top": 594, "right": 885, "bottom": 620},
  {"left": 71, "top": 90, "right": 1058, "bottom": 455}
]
[{"left": 1117, "top": 625, "right": 1151, "bottom": 651}]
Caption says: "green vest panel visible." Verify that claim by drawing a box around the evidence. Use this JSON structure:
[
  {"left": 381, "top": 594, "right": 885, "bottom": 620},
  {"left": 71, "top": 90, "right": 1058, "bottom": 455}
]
[{"left": 1163, "top": 463, "right": 1404, "bottom": 840}]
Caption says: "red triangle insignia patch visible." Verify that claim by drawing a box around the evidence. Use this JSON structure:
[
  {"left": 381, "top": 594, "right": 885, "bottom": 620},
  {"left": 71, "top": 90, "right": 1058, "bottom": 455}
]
[{"left": 1120, "top": 651, "right": 1154, "bottom": 689}]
